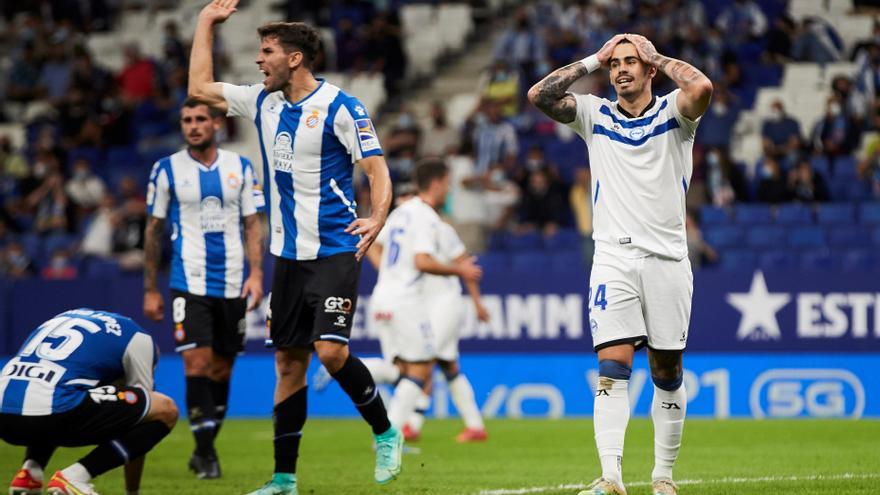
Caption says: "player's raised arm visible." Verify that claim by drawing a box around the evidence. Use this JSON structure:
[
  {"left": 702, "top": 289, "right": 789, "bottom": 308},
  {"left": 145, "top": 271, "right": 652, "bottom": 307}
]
[
  {"left": 626, "top": 33, "right": 713, "bottom": 120},
  {"left": 528, "top": 34, "right": 625, "bottom": 123},
  {"left": 188, "top": 0, "right": 240, "bottom": 112},
  {"left": 346, "top": 155, "right": 392, "bottom": 260}
]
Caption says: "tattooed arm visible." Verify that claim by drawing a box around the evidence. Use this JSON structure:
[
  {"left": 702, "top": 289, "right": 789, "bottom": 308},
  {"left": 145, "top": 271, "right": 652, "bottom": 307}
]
[
  {"left": 528, "top": 34, "right": 626, "bottom": 123},
  {"left": 626, "top": 34, "right": 713, "bottom": 120},
  {"left": 143, "top": 216, "right": 165, "bottom": 321}
]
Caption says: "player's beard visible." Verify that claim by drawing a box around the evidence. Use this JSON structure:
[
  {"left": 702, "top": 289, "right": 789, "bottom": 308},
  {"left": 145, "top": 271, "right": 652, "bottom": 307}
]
[{"left": 188, "top": 136, "right": 214, "bottom": 152}]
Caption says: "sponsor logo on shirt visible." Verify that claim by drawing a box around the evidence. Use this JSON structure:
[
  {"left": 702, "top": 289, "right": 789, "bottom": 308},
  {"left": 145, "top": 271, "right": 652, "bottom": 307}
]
[
  {"left": 1, "top": 358, "right": 64, "bottom": 387},
  {"left": 273, "top": 131, "right": 295, "bottom": 173},
  {"left": 355, "top": 118, "right": 381, "bottom": 152},
  {"left": 200, "top": 196, "right": 225, "bottom": 233}
]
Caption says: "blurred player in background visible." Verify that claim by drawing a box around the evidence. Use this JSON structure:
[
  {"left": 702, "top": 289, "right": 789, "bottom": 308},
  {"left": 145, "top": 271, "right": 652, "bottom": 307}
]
[
  {"left": 361, "top": 181, "right": 490, "bottom": 442},
  {"left": 529, "top": 33, "right": 712, "bottom": 495},
  {"left": 0, "top": 309, "right": 178, "bottom": 495},
  {"left": 187, "top": 1, "right": 399, "bottom": 493},
  {"left": 367, "top": 160, "right": 483, "bottom": 437},
  {"left": 143, "top": 98, "right": 264, "bottom": 479}
]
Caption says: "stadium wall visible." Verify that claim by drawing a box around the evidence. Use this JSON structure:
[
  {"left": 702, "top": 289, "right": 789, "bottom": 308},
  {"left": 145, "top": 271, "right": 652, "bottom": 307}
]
[{"left": 2, "top": 266, "right": 879, "bottom": 418}]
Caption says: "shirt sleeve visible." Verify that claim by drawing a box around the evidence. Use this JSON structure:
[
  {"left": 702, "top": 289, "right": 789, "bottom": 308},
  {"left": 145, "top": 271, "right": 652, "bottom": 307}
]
[
  {"left": 146, "top": 160, "right": 170, "bottom": 219},
  {"left": 669, "top": 89, "right": 701, "bottom": 141},
  {"left": 123, "top": 332, "right": 156, "bottom": 391},
  {"left": 240, "top": 157, "right": 263, "bottom": 216},
  {"left": 375, "top": 222, "right": 389, "bottom": 247},
  {"left": 440, "top": 222, "right": 467, "bottom": 260},
  {"left": 412, "top": 217, "right": 439, "bottom": 256},
  {"left": 221, "top": 83, "right": 265, "bottom": 120},
  {"left": 333, "top": 96, "right": 384, "bottom": 163},
  {"left": 565, "top": 93, "right": 595, "bottom": 140}
]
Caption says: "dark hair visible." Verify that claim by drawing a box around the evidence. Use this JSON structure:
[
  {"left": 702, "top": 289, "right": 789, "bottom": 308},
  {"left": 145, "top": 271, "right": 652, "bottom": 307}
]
[
  {"left": 414, "top": 158, "right": 449, "bottom": 191},
  {"left": 181, "top": 97, "right": 223, "bottom": 118},
  {"left": 257, "top": 22, "right": 321, "bottom": 68}
]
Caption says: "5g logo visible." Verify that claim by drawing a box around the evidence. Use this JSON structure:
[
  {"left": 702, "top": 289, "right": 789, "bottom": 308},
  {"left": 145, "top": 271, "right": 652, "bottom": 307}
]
[{"left": 750, "top": 369, "right": 865, "bottom": 419}]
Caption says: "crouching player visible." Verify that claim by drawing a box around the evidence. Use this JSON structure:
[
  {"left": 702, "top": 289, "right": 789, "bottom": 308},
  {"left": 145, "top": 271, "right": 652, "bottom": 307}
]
[{"left": 1, "top": 308, "right": 178, "bottom": 495}]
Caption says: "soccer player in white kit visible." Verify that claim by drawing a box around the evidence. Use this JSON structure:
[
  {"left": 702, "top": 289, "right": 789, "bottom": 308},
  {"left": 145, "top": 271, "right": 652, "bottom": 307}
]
[
  {"left": 369, "top": 160, "right": 482, "bottom": 434},
  {"left": 529, "top": 34, "right": 713, "bottom": 495}
]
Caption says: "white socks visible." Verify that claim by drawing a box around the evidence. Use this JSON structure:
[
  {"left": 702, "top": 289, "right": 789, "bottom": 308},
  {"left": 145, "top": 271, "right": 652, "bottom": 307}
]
[
  {"left": 406, "top": 392, "right": 431, "bottom": 433},
  {"left": 449, "top": 374, "right": 484, "bottom": 429},
  {"left": 361, "top": 358, "right": 400, "bottom": 384},
  {"left": 22, "top": 459, "right": 43, "bottom": 481},
  {"left": 387, "top": 378, "right": 423, "bottom": 428},
  {"left": 651, "top": 384, "right": 687, "bottom": 481},
  {"left": 593, "top": 376, "right": 630, "bottom": 486},
  {"left": 61, "top": 463, "right": 91, "bottom": 483}
]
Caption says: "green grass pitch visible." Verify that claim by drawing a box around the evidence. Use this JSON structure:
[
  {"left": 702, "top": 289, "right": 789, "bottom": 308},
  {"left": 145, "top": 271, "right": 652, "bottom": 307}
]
[{"left": 2, "top": 418, "right": 878, "bottom": 494}]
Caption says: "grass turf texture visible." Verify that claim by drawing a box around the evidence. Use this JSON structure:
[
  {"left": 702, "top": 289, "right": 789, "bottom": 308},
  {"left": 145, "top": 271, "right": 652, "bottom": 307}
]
[{"left": 1, "top": 419, "right": 878, "bottom": 494}]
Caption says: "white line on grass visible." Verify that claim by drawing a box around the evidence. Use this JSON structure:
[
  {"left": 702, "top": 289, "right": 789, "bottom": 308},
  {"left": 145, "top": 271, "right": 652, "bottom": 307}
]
[{"left": 477, "top": 472, "right": 880, "bottom": 495}]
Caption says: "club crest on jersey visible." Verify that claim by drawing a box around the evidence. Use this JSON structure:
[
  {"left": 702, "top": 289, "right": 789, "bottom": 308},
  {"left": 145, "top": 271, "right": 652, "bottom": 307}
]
[
  {"left": 629, "top": 127, "right": 646, "bottom": 140},
  {"left": 174, "top": 323, "right": 185, "bottom": 342},
  {"left": 226, "top": 172, "right": 241, "bottom": 189},
  {"left": 305, "top": 110, "right": 321, "bottom": 128},
  {"left": 355, "top": 118, "right": 381, "bottom": 152},
  {"left": 273, "top": 131, "right": 295, "bottom": 173}
]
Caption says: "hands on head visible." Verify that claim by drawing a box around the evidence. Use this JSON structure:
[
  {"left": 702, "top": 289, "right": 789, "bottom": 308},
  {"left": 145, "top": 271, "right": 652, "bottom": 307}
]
[{"left": 596, "top": 33, "right": 659, "bottom": 66}]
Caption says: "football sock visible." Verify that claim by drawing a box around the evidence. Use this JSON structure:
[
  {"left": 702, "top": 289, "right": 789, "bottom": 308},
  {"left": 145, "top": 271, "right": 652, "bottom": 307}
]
[
  {"left": 21, "top": 458, "right": 45, "bottom": 481},
  {"left": 594, "top": 360, "right": 631, "bottom": 486},
  {"left": 331, "top": 355, "right": 392, "bottom": 435},
  {"left": 24, "top": 445, "right": 55, "bottom": 478},
  {"left": 651, "top": 378, "right": 687, "bottom": 481},
  {"left": 406, "top": 391, "right": 431, "bottom": 433},
  {"left": 449, "top": 374, "right": 484, "bottom": 429},
  {"left": 361, "top": 357, "right": 400, "bottom": 384},
  {"left": 273, "top": 386, "right": 306, "bottom": 474},
  {"left": 388, "top": 376, "right": 424, "bottom": 429},
  {"left": 186, "top": 376, "right": 216, "bottom": 457},
  {"left": 211, "top": 379, "right": 230, "bottom": 438},
  {"left": 78, "top": 421, "right": 171, "bottom": 478}
]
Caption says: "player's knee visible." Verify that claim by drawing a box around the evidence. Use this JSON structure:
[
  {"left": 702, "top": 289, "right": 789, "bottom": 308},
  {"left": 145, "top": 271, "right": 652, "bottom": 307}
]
[
  {"left": 182, "top": 349, "right": 212, "bottom": 376},
  {"left": 149, "top": 392, "right": 180, "bottom": 429},
  {"left": 210, "top": 358, "right": 234, "bottom": 382},
  {"left": 438, "top": 360, "right": 459, "bottom": 381},
  {"left": 598, "top": 359, "right": 632, "bottom": 380},
  {"left": 652, "top": 371, "right": 683, "bottom": 391},
  {"left": 315, "top": 342, "right": 349, "bottom": 373}
]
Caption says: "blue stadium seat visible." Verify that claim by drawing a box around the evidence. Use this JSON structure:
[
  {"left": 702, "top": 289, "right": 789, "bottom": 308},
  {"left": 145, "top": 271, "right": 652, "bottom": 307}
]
[
  {"left": 717, "top": 249, "right": 757, "bottom": 271},
  {"left": 507, "top": 232, "right": 542, "bottom": 251},
  {"left": 699, "top": 205, "right": 730, "bottom": 226},
  {"left": 873, "top": 227, "right": 880, "bottom": 246},
  {"left": 510, "top": 252, "right": 549, "bottom": 271},
  {"left": 809, "top": 156, "right": 830, "bottom": 181},
  {"left": 788, "top": 226, "right": 827, "bottom": 248},
  {"left": 703, "top": 226, "right": 744, "bottom": 249},
  {"left": 775, "top": 204, "right": 813, "bottom": 225},
  {"left": 106, "top": 146, "right": 141, "bottom": 168},
  {"left": 476, "top": 252, "right": 509, "bottom": 272},
  {"left": 816, "top": 203, "right": 855, "bottom": 225},
  {"left": 800, "top": 249, "right": 836, "bottom": 271},
  {"left": 758, "top": 250, "right": 797, "bottom": 271},
  {"left": 859, "top": 202, "right": 880, "bottom": 225},
  {"left": 67, "top": 147, "right": 103, "bottom": 168},
  {"left": 746, "top": 225, "right": 785, "bottom": 249},
  {"left": 832, "top": 156, "right": 857, "bottom": 179},
  {"left": 82, "top": 257, "right": 121, "bottom": 279},
  {"left": 487, "top": 232, "right": 510, "bottom": 251},
  {"left": 18, "top": 233, "right": 42, "bottom": 261},
  {"left": 549, "top": 250, "right": 585, "bottom": 272},
  {"left": 734, "top": 204, "right": 773, "bottom": 225},
  {"left": 543, "top": 229, "right": 581, "bottom": 251},
  {"left": 841, "top": 249, "right": 877, "bottom": 272},
  {"left": 828, "top": 226, "right": 871, "bottom": 248},
  {"left": 43, "top": 233, "right": 77, "bottom": 255}
]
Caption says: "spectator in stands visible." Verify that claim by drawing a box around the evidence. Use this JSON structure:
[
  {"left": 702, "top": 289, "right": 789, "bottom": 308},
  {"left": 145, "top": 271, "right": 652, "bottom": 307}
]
[
  {"left": 715, "top": 0, "right": 767, "bottom": 42},
  {"left": 472, "top": 100, "right": 518, "bottom": 174},
  {"left": 69, "top": 49, "right": 112, "bottom": 106},
  {"left": 705, "top": 148, "right": 749, "bottom": 207},
  {"left": 25, "top": 157, "right": 68, "bottom": 235},
  {"left": 57, "top": 87, "right": 96, "bottom": 147},
  {"left": 65, "top": 158, "right": 106, "bottom": 220},
  {"left": 483, "top": 164, "right": 520, "bottom": 232},
  {"left": 811, "top": 94, "right": 862, "bottom": 168},
  {"left": 118, "top": 43, "right": 156, "bottom": 101},
  {"left": 37, "top": 41, "right": 72, "bottom": 102},
  {"left": 420, "top": 101, "right": 460, "bottom": 157},
  {"left": 111, "top": 194, "right": 146, "bottom": 271},
  {"left": 447, "top": 141, "right": 488, "bottom": 252},
  {"left": 518, "top": 168, "right": 563, "bottom": 236},
  {"left": 756, "top": 156, "right": 792, "bottom": 203},
  {"left": 494, "top": 9, "right": 546, "bottom": 86},
  {"left": 40, "top": 248, "right": 78, "bottom": 280},
  {"left": 79, "top": 195, "right": 115, "bottom": 258},
  {"left": 0, "top": 136, "right": 28, "bottom": 179},
  {"left": 364, "top": 12, "right": 407, "bottom": 97},
  {"left": 697, "top": 86, "right": 741, "bottom": 148},
  {"left": 335, "top": 17, "right": 364, "bottom": 72},
  {"left": 5, "top": 42, "right": 41, "bottom": 102},
  {"left": 831, "top": 75, "right": 867, "bottom": 122},
  {"left": 788, "top": 158, "right": 830, "bottom": 203},
  {"left": 480, "top": 58, "right": 522, "bottom": 118},
  {"left": 792, "top": 17, "right": 843, "bottom": 63},
  {"left": 854, "top": 43, "right": 880, "bottom": 103},
  {"left": 761, "top": 100, "right": 802, "bottom": 165},
  {"left": 161, "top": 20, "right": 188, "bottom": 69},
  {"left": 0, "top": 240, "right": 33, "bottom": 278},
  {"left": 765, "top": 14, "right": 796, "bottom": 63},
  {"left": 569, "top": 167, "right": 593, "bottom": 268},
  {"left": 686, "top": 211, "right": 718, "bottom": 270}
]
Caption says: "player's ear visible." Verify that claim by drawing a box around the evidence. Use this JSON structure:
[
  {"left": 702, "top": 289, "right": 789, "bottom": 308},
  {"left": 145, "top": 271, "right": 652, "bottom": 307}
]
[
  {"left": 288, "top": 50, "right": 303, "bottom": 70},
  {"left": 647, "top": 63, "right": 657, "bottom": 80}
]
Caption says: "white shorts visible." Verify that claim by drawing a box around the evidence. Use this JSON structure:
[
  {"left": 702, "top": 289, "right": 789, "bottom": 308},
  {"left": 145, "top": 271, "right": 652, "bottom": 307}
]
[
  {"left": 588, "top": 253, "right": 693, "bottom": 352},
  {"left": 427, "top": 292, "right": 465, "bottom": 362},
  {"left": 369, "top": 295, "right": 435, "bottom": 362}
]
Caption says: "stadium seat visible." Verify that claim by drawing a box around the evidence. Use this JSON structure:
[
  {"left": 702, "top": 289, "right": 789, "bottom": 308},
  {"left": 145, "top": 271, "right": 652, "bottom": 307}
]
[
  {"left": 510, "top": 252, "right": 549, "bottom": 271},
  {"left": 476, "top": 252, "right": 509, "bottom": 272},
  {"left": 758, "top": 250, "right": 798, "bottom": 271},
  {"left": 788, "top": 226, "right": 827, "bottom": 248},
  {"left": 840, "top": 249, "right": 877, "bottom": 272},
  {"left": 828, "top": 226, "right": 871, "bottom": 248},
  {"left": 507, "top": 232, "right": 542, "bottom": 251},
  {"left": 775, "top": 204, "right": 813, "bottom": 225},
  {"left": 873, "top": 226, "right": 880, "bottom": 246},
  {"left": 831, "top": 156, "right": 857, "bottom": 180},
  {"left": 43, "top": 233, "right": 77, "bottom": 255},
  {"left": 700, "top": 205, "right": 731, "bottom": 226},
  {"left": 549, "top": 250, "right": 585, "bottom": 272},
  {"left": 800, "top": 249, "right": 836, "bottom": 271},
  {"left": 816, "top": 203, "right": 855, "bottom": 225},
  {"left": 717, "top": 249, "right": 757, "bottom": 271},
  {"left": 703, "top": 226, "right": 744, "bottom": 249},
  {"left": 734, "top": 204, "right": 774, "bottom": 225},
  {"left": 82, "top": 257, "right": 121, "bottom": 279},
  {"left": 542, "top": 229, "right": 581, "bottom": 251},
  {"left": 746, "top": 226, "right": 786, "bottom": 249},
  {"left": 858, "top": 202, "right": 880, "bottom": 225},
  {"left": 106, "top": 146, "right": 141, "bottom": 168},
  {"left": 487, "top": 232, "right": 510, "bottom": 251},
  {"left": 809, "top": 155, "right": 830, "bottom": 180}
]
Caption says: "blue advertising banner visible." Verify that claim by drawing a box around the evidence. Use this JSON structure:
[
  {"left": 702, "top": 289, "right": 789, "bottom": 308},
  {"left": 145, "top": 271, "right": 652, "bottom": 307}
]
[{"left": 143, "top": 353, "right": 879, "bottom": 418}]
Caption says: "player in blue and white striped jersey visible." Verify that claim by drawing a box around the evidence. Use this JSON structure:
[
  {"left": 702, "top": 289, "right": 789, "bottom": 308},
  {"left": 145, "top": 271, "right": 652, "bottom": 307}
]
[
  {"left": 0, "top": 309, "right": 178, "bottom": 495},
  {"left": 143, "top": 98, "right": 265, "bottom": 479},
  {"left": 188, "top": 2, "right": 399, "bottom": 493}
]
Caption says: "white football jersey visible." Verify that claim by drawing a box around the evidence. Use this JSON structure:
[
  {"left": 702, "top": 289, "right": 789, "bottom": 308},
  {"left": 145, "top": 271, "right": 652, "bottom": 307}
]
[
  {"left": 372, "top": 197, "right": 442, "bottom": 301},
  {"left": 424, "top": 221, "right": 467, "bottom": 300},
  {"left": 566, "top": 89, "right": 699, "bottom": 260}
]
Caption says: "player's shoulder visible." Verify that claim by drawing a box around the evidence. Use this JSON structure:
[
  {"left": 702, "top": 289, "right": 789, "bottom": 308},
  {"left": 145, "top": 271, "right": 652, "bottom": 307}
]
[{"left": 57, "top": 308, "right": 145, "bottom": 338}]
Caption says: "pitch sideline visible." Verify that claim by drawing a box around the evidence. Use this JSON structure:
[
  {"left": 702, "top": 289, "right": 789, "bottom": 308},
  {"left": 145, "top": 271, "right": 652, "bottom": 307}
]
[{"left": 477, "top": 472, "right": 880, "bottom": 495}]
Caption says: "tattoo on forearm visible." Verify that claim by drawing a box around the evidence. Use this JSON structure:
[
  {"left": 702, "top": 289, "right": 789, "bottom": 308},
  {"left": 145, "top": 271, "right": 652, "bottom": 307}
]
[
  {"left": 143, "top": 217, "right": 164, "bottom": 291},
  {"left": 530, "top": 62, "right": 588, "bottom": 123},
  {"left": 655, "top": 55, "right": 705, "bottom": 88}
]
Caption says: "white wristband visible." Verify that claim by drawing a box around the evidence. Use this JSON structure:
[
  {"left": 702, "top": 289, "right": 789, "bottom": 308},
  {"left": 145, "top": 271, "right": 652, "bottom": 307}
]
[{"left": 580, "top": 54, "right": 600, "bottom": 73}]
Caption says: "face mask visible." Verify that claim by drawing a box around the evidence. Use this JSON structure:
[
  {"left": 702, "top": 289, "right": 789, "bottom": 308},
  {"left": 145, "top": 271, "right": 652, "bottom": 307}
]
[
  {"left": 397, "top": 114, "right": 414, "bottom": 129},
  {"left": 33, "top": 162, "right": 47, "bottom": 178},
  {"left": 713, "top": 103, "right": 728, "bottom": 116},
  {"left": 770, "top": 109, "right": 783, "bottom": 121},
  {"left": 51, "top": 256, "right": 68, "bottom": 269},
  {"left": 526, "top": 158, "right": 542, "bottom": 171},
  {"left": 829, "top": 103, "right": 842, "bottom": 116},
  {"left": 706, "top": 152, "right": 720, "bottom": 167},
  {"left": 761, "top": 164, "right": 775, "bottom": 178},
  {"left": 74, "top": 169, "right": 89, "bottom": 180}
]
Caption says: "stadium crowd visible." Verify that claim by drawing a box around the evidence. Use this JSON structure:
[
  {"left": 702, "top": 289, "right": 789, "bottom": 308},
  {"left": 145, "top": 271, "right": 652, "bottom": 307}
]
[{"left": 1, "top": 0, "right": 880, "bottom": 279}]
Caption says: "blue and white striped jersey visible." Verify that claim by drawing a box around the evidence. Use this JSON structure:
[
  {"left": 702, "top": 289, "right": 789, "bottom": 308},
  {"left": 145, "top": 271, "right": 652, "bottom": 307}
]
[
  {"left": 0, "top": 309, "right": 156, "bottom": 416},
  {"left": 147, "top": 149, "right": 263, "bottom": 299},
  {"left": 221, "top": 79, "right": 383, "bottom": 260}
]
